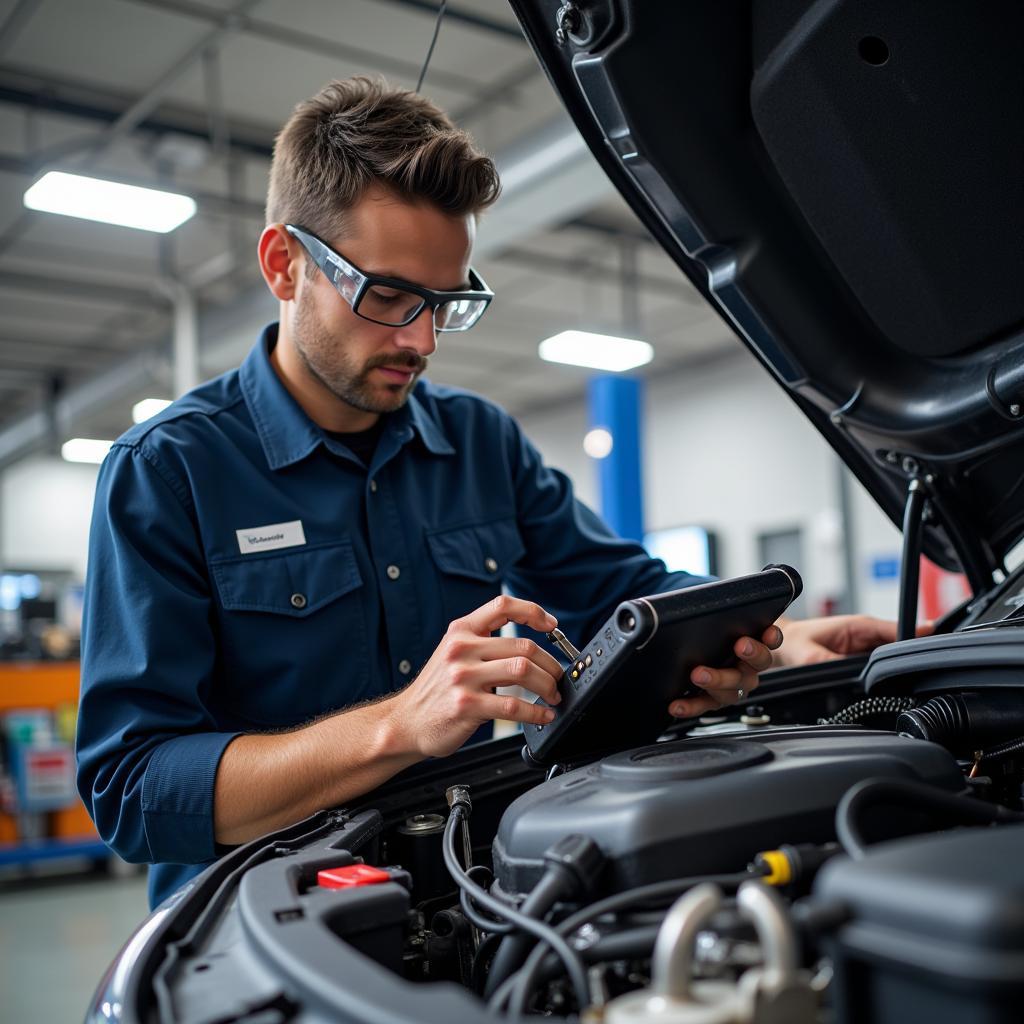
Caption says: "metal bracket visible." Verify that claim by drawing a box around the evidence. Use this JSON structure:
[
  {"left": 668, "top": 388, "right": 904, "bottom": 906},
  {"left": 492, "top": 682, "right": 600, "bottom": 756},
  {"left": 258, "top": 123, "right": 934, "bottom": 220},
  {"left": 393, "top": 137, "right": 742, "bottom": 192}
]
[{"left": 554, "top": 1, "right": 582, "bottom": 44}]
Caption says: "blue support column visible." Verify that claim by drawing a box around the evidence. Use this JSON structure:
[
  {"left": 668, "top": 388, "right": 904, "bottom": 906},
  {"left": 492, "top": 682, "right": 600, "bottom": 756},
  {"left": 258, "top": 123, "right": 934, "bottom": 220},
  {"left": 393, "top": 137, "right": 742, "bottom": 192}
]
[{"left": 588, "top": 375, "right": 645, "bottom": 542}]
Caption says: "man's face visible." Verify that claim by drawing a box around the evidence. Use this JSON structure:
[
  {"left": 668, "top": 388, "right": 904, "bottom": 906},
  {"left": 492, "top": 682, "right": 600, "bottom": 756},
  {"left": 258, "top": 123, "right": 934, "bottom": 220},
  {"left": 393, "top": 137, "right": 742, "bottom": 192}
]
[{"left": 287, "top": 187, "right": 476, "bottom": 418}]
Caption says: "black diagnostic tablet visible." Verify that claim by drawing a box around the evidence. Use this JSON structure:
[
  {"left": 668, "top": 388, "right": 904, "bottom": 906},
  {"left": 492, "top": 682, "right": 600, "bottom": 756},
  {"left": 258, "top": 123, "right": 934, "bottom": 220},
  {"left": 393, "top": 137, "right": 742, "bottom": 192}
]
[{"left": 521, "top": 564, "right": 803, "bottom": 766}]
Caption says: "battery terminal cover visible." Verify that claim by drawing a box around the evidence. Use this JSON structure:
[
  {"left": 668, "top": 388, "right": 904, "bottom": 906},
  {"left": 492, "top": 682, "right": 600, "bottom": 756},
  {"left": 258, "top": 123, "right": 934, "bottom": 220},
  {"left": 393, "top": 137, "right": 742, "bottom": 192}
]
[{"left": 317, "top": 864, "right": 392, "bottom": 889}]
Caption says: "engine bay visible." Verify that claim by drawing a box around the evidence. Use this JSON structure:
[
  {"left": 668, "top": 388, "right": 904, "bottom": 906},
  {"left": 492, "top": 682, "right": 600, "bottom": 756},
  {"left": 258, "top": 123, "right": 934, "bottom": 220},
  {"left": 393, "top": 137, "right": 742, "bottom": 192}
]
[{"left": 132, "top": 585, "right": 1024, "bottom": 1024}]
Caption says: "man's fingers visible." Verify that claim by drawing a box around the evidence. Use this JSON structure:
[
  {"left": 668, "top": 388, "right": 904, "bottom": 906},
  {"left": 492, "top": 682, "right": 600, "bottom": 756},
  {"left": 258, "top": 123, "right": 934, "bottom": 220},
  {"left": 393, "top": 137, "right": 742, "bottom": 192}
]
[
  {"left": 668, "top": 694, "right": 721, "bottom": 719},
  {"left": 459, "top": 595, "right": 557, "bottom": 637},
  {"left": 690, "top": 664, "right": 759, "bottom": 692},
  {"left": 476, "top": 658, "right": 563, "bottom": 705},
  {"left": 481, "top": 692, "right": 556, "bottom": 727},
  {"left": 761, "top": 625, "right": 784, "bottom": 650},
  {"left": 689, "top": 662, "right": 759, "bottom": 707},
  {"left": 734, "top": 636, "right": 774, "bottom": 671},
  {"left": 478, "top": 635, "right": 564, "bottom": 682}
]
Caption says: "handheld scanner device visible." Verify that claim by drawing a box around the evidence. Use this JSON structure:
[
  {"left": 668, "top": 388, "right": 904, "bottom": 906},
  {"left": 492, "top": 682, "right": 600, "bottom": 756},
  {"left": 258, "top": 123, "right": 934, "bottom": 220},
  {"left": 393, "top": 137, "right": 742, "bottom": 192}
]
[{"left": 522, "top": 564, "right": 802, "bottom": 766}]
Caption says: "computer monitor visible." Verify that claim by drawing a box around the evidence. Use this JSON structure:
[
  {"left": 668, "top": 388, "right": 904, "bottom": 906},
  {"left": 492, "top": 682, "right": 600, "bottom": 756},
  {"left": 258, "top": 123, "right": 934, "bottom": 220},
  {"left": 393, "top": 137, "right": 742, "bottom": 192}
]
[{"left": 643, "top": 525, "right": 718, "bottom": 578}]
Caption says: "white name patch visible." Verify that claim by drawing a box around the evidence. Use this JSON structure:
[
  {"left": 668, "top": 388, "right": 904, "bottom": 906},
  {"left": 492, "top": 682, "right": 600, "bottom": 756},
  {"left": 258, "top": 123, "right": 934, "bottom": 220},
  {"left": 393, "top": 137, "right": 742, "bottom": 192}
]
[{"left": 235, "top": 519, "right": 306, "bottom": 554}]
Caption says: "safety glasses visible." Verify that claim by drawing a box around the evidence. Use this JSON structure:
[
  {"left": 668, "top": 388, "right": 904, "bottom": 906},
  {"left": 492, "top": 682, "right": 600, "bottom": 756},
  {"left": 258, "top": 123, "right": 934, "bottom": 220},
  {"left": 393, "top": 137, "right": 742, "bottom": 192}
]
[{"left": 285, "top": 224, "right": 493, "bottom": 332}]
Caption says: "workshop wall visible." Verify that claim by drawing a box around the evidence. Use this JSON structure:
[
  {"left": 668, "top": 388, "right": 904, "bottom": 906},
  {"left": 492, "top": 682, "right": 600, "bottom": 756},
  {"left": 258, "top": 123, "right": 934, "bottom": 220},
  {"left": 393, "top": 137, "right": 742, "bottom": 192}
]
[
  {"left": 518, "top": 354, "right": 905, "bottom": 621},
  {"left": 1, "top": 457, "right": 98, "bottom": 580}
]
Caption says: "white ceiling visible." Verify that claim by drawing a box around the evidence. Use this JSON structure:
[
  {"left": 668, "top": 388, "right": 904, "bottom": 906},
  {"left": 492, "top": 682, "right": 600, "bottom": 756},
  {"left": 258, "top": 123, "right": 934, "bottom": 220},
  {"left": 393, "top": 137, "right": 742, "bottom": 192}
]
[{"left": 0, "top": 0, "right": 739, "bottom": 456}]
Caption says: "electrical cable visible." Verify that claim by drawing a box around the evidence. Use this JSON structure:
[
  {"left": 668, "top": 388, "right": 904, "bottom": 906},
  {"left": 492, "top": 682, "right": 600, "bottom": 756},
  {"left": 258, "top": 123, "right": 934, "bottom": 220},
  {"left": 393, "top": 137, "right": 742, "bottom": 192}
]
[
  {"left": 978, "top": 733, "right": 1024, "bottom": 763},
  {"left": 415, "top": 1, "right": 448, "bottom": 92},
  {"left": 484, "top": 839, "right": 601, "bottom": 999},
  {"left": 443, "top": 805, "right": 590, "bottom": 1011},
  {"left": 489, "top": 869, "right": 761, "bottom": 1016},
  {"left": 835, "top": 776, "right": 1024, "bottom": 860},
  {"left": 817, "top": 696, "right": 915, "bottom": 726},
  {"left": 459, "top": 865, "right": 516, "bottom": 936},
  {"left": 524, "top": 925, "right": 663, "bottom": 988}
]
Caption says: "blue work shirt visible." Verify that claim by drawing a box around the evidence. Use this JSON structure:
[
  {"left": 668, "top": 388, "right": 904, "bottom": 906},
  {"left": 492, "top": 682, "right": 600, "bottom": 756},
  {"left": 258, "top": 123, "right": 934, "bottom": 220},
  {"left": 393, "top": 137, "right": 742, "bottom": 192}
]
[{"left": 77, "top": 324, "right": 706, "bottom": 908}]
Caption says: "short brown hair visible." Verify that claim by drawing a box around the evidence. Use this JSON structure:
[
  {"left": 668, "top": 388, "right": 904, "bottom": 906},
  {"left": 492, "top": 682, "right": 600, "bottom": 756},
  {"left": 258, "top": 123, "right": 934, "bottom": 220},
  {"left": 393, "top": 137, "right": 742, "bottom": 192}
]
[{"left": 266, "top": 77, "right": 500, "bottom": 240}]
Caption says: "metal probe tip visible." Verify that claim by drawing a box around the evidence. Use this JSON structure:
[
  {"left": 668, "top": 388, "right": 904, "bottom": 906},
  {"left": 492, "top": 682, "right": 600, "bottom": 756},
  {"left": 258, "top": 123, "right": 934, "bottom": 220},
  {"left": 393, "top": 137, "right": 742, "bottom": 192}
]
[{"left": 547, "top": 628, "right": 581, "bottom": 661}]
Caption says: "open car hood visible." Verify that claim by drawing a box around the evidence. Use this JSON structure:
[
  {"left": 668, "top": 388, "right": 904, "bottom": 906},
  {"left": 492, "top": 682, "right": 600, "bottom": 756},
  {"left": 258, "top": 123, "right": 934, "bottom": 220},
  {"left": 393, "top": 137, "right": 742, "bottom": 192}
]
[{"left": 506, "top": 0, "right": 1024, "bottom": 591}]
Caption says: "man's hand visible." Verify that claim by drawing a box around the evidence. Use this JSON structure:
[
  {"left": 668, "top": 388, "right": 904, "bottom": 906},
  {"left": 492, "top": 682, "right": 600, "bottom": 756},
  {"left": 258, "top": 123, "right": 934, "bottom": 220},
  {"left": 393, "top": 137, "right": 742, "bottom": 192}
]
[
  {"left": 385, "top": 595, "right": 564, "bottom": 758},
  {"left": 668, "top": 614, "right": 935, "bottom": 720},
  {"left": 771, "top": 614, "right": 934, "bottom": 668},
  {"left": 668, "top": 625, "right": 782, "bottom": 719}
]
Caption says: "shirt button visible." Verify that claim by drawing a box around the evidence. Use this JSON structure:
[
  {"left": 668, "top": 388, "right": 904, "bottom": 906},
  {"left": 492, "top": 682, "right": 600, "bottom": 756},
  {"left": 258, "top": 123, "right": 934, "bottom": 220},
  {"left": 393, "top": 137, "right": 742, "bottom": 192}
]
[
  {"left": 484, "top": 557, "right": 498, "bottom": 573},
  {"left": 398, "top": 659, "right": 412, "bottom": 675},
  {"left": 290, "top": 593, "right": 307, "bottom": 609},
  {"left": 386, "top": 564, "right": 401, "bottom": 580},
  {"left": 369, "top": 479, "right": 378, "bottom": 493}
]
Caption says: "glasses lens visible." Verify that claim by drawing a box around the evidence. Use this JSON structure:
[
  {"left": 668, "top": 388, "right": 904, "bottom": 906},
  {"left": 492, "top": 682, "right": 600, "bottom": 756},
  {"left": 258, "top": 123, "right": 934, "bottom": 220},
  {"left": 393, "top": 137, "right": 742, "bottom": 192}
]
[
  {"left": 357, "top": 285, "right": 426, "bottom": 326},
  {"left": 435, "top": 297, "right": 488, "bottom": 331}
]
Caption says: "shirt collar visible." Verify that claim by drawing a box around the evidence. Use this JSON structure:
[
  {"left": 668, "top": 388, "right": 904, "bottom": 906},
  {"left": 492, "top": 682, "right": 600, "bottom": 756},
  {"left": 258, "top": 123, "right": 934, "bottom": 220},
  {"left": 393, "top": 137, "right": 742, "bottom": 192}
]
[
  {"left": 405, "top": 385, "right": 456, "bottom": 456},
  {"left": 240, "top": 323, "right": 455, "bottom": 470}
]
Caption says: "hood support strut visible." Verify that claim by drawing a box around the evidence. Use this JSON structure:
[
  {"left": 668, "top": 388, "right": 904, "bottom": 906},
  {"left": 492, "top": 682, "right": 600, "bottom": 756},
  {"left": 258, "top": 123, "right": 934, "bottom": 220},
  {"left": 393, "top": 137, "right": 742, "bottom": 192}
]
[{"left": 898, "top": 478, "right": 928, "bottom": 641}]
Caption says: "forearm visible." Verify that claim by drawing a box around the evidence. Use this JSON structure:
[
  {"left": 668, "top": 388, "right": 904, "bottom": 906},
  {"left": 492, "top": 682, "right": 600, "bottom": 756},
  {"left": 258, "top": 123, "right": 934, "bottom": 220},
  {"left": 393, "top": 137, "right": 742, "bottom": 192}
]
[{"left": 213, "top": 695, "right": 419, "bottom": 845}]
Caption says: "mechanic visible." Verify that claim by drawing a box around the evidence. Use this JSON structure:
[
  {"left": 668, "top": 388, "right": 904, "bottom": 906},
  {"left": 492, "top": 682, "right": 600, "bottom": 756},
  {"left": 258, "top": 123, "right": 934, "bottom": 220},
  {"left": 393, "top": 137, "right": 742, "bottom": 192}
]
[{"left": 76, "top": 78, "right": 906, "bottom": 909}]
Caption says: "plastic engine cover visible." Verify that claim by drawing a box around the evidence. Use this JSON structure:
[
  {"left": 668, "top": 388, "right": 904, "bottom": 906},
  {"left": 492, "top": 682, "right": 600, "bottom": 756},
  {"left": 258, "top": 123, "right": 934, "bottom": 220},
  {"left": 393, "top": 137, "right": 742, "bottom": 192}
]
[
  {"left": 493, "top": 728, "right": 962, "bottom": 895},
  {"left": 814, "top": 824, "right": 1024, "bottom": 1024}
]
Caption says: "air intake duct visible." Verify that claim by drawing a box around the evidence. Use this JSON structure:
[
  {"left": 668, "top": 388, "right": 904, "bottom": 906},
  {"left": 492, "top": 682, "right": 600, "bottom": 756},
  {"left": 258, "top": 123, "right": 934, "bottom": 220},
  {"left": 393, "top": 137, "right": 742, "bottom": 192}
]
[{"left": 897, "top": 692, "right": 1024, "bottom": 756}]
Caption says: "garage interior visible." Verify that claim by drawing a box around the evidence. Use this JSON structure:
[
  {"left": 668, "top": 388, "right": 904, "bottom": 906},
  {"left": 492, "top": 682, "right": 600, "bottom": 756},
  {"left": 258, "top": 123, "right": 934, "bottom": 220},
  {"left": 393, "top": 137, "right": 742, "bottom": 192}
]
[{"left": 0, "top": 2, "right": 981, "bottom": 1020}]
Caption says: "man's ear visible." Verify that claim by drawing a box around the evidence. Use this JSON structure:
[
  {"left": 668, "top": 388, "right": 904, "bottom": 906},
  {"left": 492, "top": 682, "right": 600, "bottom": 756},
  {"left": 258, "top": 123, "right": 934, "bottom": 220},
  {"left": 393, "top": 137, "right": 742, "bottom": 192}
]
[{"left": 258, "top": 224, "right": 304, "bottom": 301}]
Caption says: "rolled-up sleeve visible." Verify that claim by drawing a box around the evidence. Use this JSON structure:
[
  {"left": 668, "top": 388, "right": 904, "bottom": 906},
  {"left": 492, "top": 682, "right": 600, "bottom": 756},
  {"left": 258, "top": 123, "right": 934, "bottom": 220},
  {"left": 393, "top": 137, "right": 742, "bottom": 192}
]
[
  {"left": 505, "top": 421, "right": 713, "bottom": 644},
  {"left": 76, "top": 443, "right": 239, "bottom": 865}
]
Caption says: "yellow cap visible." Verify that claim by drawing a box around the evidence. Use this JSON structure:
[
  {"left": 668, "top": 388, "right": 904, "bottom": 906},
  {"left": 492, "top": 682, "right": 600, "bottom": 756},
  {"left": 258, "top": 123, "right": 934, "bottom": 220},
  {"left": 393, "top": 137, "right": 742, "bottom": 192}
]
[{"left": 757, "top": 849, "right": 793, "bottom": 886}]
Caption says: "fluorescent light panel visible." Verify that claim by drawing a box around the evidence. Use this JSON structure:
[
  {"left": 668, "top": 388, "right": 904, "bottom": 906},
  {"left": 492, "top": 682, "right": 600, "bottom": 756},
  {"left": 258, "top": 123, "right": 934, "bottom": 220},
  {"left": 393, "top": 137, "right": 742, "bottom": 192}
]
[
  {"left": 62, "top": 438, "right": 113, "bottom": 464},
  {"left": 133, "top": 398, "right": 172, "bottom": 424},
  {"left": 24, "top": 171, "right": 196, "bottom": 233},
  {"left": 539, "top": 330, "right": 654, "bottom": 372}
]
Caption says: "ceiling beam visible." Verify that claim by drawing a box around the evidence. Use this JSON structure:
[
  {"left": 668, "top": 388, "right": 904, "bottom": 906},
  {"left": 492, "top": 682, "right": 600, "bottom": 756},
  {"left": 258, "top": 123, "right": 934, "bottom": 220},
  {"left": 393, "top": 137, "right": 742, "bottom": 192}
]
[
  {"left": 497, "top": 246, "right": 700, "bottom": 301},
  {"left": 120, "top": 0, "right": 493, "bottom": 97},
  {"left": 376, "top": 0, "right": 525, "bottom": 40},
  {"left": 0, "top": 269, "right": 169, "bottom": 308},
  {"left": 564, "top": 214, "right": 656, "bottom": 246},
  {"left": 32, "top": 0, "right": 263, "bottom": 168},
  {"left": 0, "top": 0, "right": 41, "bottom": 59},
  {"left": 453, "top": 57, "right": 539, "bottom": 123},
  {"left": 0, "top": 68, "right": 274, "bottom": 160},
  {"left": 475, "top": 118, "right": 615, "bottom": 259}
]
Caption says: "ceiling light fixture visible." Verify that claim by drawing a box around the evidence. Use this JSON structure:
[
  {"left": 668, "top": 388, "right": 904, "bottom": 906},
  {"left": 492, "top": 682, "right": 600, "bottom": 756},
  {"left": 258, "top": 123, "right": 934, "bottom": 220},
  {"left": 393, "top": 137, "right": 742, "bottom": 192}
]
[
  {"left": 132, "top": 398, "right": 173, "bottom": 424},
  {"left": 24, "top": 171, "right": 197, "bottom": 233},
  {"left": 61, "top": 438, "right": 114, "bottom": 464},
  {"left": 538, "top": 330, "right": 654, "bottom": 373}
]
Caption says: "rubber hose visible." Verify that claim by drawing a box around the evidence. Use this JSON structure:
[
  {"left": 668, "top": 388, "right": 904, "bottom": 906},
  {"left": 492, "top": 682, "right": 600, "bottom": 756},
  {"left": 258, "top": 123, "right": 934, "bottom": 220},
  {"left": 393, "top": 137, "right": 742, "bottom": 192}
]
[
  {"left": 483, "top": 866, "right": 576, "bottom": 997},
  {"left": 835, "top": 776, "right": 1024, "bottom": 859}
]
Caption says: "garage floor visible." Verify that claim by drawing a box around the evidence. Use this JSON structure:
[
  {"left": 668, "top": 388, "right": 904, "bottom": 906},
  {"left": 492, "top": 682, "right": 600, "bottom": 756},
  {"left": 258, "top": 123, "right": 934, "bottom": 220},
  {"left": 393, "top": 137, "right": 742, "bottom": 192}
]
[{"left": 1, "top": 870, "right": 150, "bottom": 1022}]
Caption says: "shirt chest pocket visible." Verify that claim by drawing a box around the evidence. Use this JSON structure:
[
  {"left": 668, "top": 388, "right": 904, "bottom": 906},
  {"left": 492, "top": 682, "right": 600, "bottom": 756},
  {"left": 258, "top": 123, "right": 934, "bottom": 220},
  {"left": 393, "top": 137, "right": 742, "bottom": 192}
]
[
  {"left": 209, "top": 540, "right": 369, "bottom": 726},
  {"left": 425, "top": 517, "right": 526, "bottom": 624}
]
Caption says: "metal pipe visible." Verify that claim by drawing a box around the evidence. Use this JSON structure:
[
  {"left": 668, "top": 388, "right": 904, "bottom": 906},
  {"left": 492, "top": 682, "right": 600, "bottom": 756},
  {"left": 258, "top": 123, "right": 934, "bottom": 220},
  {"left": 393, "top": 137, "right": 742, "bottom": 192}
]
[{"left": 651, "top": 883, "right": 723, "bottom": 1001}]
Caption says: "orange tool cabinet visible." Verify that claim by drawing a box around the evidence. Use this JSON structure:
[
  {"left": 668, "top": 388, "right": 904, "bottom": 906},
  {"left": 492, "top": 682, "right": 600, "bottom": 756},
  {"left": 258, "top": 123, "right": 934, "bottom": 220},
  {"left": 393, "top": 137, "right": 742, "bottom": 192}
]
[{"left": 0, "top": 661, "right": 107, "bottom": 865}]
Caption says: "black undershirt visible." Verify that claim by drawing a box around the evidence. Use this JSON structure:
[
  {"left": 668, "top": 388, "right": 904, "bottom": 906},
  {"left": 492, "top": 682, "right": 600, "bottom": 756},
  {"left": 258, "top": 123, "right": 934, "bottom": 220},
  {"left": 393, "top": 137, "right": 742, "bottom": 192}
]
[{"left": 324, "top": 417, "right": 386, "bottom": 467}]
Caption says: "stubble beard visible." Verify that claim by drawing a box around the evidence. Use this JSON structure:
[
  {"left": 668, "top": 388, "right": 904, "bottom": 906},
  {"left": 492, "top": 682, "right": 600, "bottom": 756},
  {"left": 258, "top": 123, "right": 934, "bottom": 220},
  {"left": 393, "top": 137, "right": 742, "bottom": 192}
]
[{"left": 291, "top": 291, "right": 428, "bottom": 415}]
